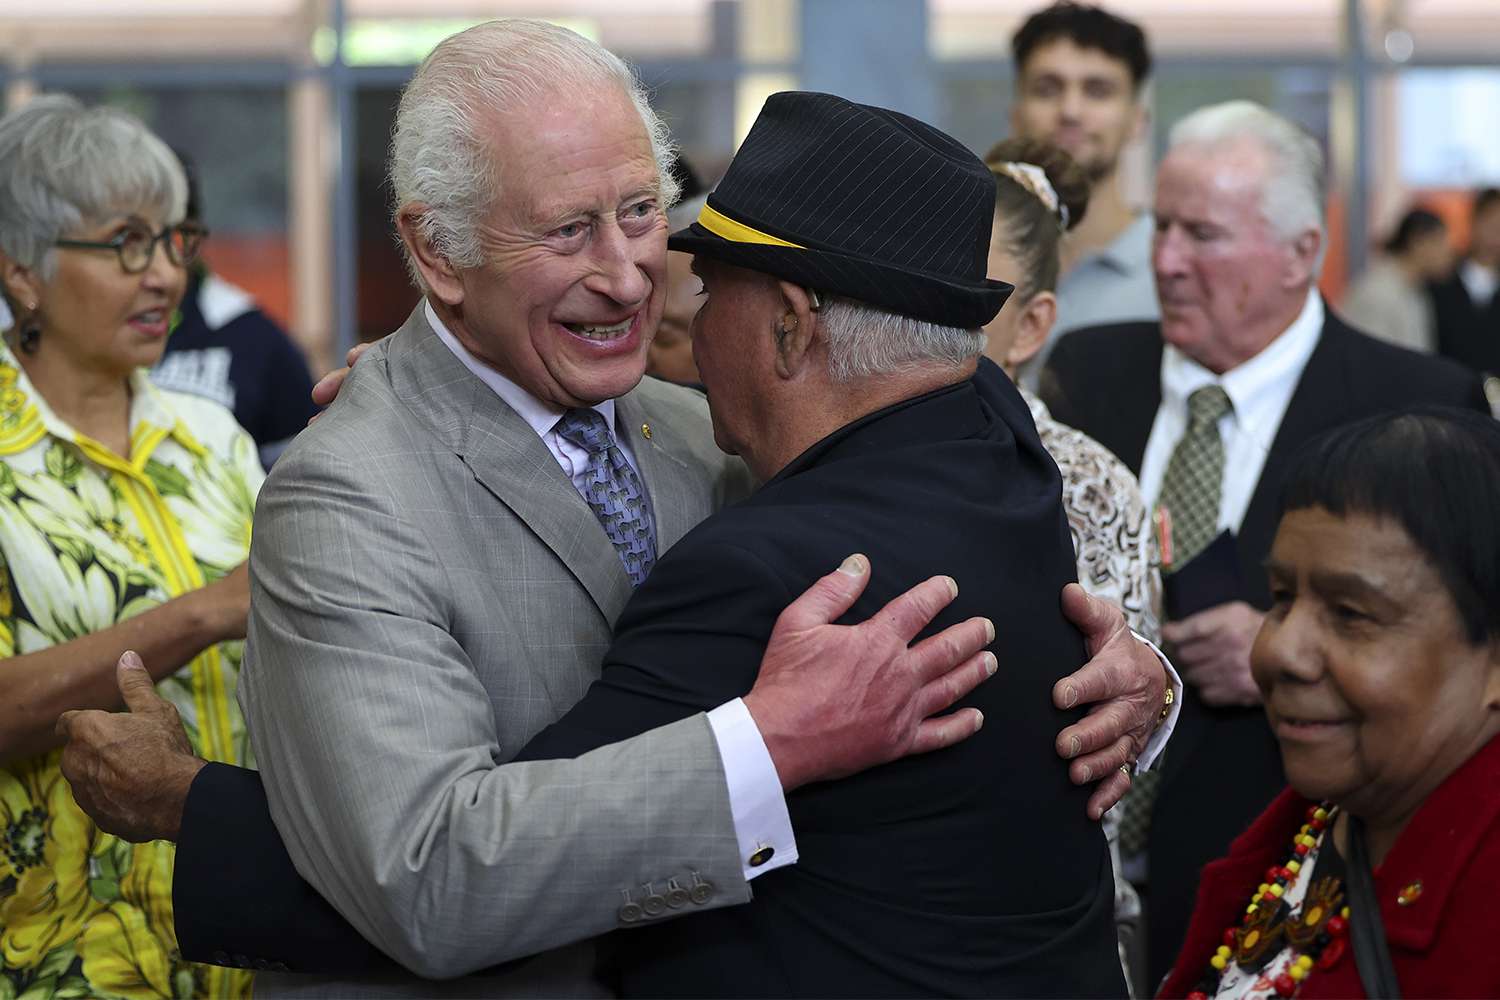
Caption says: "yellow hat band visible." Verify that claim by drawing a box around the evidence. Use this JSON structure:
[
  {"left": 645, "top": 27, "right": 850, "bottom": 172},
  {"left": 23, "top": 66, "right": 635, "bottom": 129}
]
[{"left": 694, "top": 203, "right": 806, "bottom": 250}]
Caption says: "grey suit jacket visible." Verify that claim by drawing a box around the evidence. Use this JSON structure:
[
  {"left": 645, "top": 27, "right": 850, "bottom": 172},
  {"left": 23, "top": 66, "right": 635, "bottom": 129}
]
[{"left": 238, "top": 305, "right": 756, "bottom": 997}]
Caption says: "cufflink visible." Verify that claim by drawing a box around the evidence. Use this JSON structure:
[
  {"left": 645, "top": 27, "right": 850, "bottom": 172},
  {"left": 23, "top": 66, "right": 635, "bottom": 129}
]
[{"left": 748, "top": 845, "right": 775, "bottom": 868}]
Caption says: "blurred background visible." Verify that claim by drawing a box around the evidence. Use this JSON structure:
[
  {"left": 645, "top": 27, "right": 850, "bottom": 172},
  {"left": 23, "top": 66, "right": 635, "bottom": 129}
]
[{"left": 4, "top": 0, "right": 1496, "bottom": 372}]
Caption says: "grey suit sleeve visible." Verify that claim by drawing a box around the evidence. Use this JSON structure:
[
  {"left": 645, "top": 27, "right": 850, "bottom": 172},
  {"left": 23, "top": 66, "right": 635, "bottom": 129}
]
[{"left": 238, "top": 445, "right": 750, "bottom": 980}]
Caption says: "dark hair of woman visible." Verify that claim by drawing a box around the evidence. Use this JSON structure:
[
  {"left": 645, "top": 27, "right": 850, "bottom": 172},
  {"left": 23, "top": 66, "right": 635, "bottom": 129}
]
[
  {"left": 982, "top": 137, "right": 1091, "bottom": 302},
  {"left": 1383, "top": 207, "right": 1445, "bottom": 255},
  {"left": 1278, "top": 406, "right": 1500, "bottom": 644}
]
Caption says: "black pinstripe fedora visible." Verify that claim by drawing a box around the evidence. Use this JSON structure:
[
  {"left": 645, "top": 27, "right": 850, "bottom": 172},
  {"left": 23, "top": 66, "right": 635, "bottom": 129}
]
[{"left": 668, "top": 91, "right": 1013, "bottom": 328}]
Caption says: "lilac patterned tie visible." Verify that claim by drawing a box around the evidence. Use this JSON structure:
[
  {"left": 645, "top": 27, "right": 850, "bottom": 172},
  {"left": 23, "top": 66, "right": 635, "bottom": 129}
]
[{"left": 556, "top": 408, "right": 658, "bottom": 586}]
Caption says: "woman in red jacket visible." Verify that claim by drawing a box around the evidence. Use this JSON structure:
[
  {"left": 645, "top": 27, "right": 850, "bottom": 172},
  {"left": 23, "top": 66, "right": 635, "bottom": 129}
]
[{"left": 1160, "top": 407, "right": 1500, "bottom": 1000}]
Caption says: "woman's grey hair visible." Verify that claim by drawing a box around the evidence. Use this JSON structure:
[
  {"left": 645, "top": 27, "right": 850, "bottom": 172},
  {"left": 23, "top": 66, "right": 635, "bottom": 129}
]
[
  {"left": 818, "top": 297, "right": 985, "bottom": 383},
  {"left": 0, "top": 94, "right": 187, "bottom": 282},
  {"left": 390, "top": 18, "right": 679, "bottom": 290},
  {"left": 1169, "top": 100, "right": 1327, "bottom": 274}
]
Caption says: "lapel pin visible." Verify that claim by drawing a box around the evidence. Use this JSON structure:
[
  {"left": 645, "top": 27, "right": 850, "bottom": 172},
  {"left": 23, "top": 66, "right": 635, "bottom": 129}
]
[
  {"left": 641, "top": 423, "right": 652, "bottom": 440},
  {"left": 1396, "top": 880, "right": 1423, "bottom": 906}
]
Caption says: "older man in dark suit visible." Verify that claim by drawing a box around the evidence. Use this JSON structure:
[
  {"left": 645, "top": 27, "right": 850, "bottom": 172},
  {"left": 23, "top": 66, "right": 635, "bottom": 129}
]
[
  {"left": 511, "top": 91, "right": 1127, "bottom": 996},
  {"left": 1042, "top": 99, "right": 1490, "bottom": 986}
]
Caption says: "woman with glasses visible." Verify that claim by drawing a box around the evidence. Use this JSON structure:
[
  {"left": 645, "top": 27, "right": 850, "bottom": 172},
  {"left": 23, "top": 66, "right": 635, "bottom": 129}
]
[{"left": 0, "top": 96, "right": 258, "bottom": 999}]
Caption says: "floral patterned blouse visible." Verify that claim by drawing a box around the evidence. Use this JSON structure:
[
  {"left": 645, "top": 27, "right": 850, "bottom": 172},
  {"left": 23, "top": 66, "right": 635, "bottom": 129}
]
[
  {"left": 0, "top": 343, "right": 262, "bottom": 1000},
  {"left": 1025, "top": 388, "right": 1161, "bottom": 645}
]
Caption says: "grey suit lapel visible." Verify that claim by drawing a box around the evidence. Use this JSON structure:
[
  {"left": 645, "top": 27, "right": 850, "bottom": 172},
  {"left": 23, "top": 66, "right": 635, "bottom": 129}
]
[
  {"left": 385, "top": 305, "right": 633, "bottom": 625},
  {"left": 615, "top": 387, "right": 703, "bottom": 553}
]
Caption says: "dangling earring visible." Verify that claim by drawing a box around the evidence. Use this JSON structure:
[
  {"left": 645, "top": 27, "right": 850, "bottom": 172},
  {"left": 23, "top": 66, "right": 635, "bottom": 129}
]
[{"left": 18, "top": 304, "right": 41, "bottom": 355}]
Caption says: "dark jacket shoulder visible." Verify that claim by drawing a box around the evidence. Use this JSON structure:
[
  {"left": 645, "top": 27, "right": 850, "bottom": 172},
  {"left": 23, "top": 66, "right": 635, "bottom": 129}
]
[{"left": 1040, "top": 322, "right": 1164, "bottom": 473}]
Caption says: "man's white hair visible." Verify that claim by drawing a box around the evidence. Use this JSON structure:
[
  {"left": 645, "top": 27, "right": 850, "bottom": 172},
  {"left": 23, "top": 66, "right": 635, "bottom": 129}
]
[
  {"left": 818, "top": 297, "right": 984, "bottom": 383},
  {"left": 390, "top": 18, "right": 679, "bottom": 290},
  {"left": 1169, "top": 99, "right": 1327, "bottom": 273},
  {"left": 0, "top": 94, "right": 187, "bottom": 282}
]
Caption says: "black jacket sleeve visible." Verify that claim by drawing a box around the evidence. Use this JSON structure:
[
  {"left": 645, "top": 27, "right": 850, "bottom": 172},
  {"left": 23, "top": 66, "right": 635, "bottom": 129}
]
[
  {"left": 173, "top": 762, "right": 391, "bottom": 975},
  {"left": 516, "top": 540, "right": 790, "bottom": 762}
]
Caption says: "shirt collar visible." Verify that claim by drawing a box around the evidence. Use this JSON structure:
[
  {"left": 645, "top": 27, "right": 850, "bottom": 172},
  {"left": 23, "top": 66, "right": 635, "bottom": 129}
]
[
  {"left": 1160, "top": 288, "right": 1323, "bottom": 444},
  {"left": 425, "top": 299, "right": 616, "bottom": 442},
  {"left": 0, "top": 341, "right": 204, "bottom": 460}
]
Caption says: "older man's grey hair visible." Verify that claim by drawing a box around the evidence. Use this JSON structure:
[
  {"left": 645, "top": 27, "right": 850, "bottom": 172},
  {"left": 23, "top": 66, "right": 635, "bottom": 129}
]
[
  {"left": 818, "top": 297, "right": 985, "bottom": 383},
  {"left": 391, "top": 18, "right": 679, "bottom": 291},
  {"left": 1168, "top": 100, "right": 1328, "bottom": 274},
  {"left": 0, "top": 95, "right": 187, "bottom": 282}
]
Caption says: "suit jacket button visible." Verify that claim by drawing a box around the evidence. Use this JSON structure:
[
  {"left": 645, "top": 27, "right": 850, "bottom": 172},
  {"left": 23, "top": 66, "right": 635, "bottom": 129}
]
[
  {"left": 690, "top": 882, "right": 714, "bottom": 904},
  {"left": 211, "top": 951, "right": 230, "bottom": 966},
  {"left": 253, "top": 959, "right": 271, "bottom": 971},
  {"left": 641, "top": 891, "right": 666, "bottom": 917},
  {"left": 232, "top": 954, "right": 250, "bottom": 968},
  {"left": 665, "top": 882, "right": 690, "bottom": 908},
  {"left": 748, "top": 846, "right": 775, "bottom": 868},
  {"left": 618, "top": 902, "right": 644, "bottom": 924},
  {"left": 271, "top": 962, "right": 291, "bottom": 973}
]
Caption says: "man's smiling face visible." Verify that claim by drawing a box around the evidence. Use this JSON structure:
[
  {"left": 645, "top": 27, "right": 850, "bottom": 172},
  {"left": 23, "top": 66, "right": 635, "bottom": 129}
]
[{"left": 448, "top": 83, "right": 669, "bottom": 408}]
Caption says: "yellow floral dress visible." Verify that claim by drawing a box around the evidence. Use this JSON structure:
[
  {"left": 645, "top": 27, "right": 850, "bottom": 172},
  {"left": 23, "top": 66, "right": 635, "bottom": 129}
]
[{"left": 0, "top": 343, "right": 261, "bottom": 1000}]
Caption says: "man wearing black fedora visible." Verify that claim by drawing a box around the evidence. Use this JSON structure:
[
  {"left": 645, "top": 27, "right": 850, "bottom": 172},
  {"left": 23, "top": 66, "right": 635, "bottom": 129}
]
[
  {"left": 55, "top": 22, "right": 1170, "bottom": 996},
  {"left": 491, "top": 89, "right": 1129, "bottom": 996}
]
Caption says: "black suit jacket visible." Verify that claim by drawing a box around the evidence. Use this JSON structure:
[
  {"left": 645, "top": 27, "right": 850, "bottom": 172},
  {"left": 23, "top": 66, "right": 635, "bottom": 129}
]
[
  {"left": 1041, "top": 307, "right": 1489, "bottom": 985},
  {"left": 175, "top": 361, "right": 1124, "bottom": 997},
  {"left": 1430, "top": 266, "right": 1500, "bottom": 377}
]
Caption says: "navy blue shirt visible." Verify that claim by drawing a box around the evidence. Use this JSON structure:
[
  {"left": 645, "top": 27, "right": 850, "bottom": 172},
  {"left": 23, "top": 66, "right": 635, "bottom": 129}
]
[{"left": 153, "top": 273, "right": 318, "bottom": 467}]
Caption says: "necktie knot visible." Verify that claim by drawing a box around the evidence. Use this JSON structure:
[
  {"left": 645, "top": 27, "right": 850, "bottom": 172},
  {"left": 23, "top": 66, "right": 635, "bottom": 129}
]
[
  {"left": 556, "top": 407, "right": 613, "bottom": 455},
  {"left": 1187, "top": 385, "right": 1233, "bottom": 429}
]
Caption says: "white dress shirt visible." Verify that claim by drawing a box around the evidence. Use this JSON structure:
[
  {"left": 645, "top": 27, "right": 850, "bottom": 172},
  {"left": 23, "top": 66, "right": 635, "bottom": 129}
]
[
  {"left": 1460, "top": 258, "right": 1499, "bottom": 307},
  {"left": 1138, "top": 290, "right": 1324, "bottom": 535},
  {"left": 427, "top": 302, "right": 796, "bottom": 879}
]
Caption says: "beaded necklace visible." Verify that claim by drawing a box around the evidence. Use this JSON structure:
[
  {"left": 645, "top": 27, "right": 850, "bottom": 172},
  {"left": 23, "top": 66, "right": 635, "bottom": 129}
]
[{"left": 1187, "top": 805, "right": 1353, "bottom": 999}]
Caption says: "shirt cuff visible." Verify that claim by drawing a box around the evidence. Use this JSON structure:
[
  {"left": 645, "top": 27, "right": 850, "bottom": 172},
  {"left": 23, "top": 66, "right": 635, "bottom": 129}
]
[
  {"left": 706, "top": 698, "right": 799, "bottom": 880},
  {"left": 1131, "top": 631, "right": 1181, "bottom": 773}
]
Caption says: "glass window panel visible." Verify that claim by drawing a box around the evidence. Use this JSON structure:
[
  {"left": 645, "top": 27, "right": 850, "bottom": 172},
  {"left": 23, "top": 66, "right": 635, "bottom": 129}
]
[{"left": 1396, "top": 68, "right": 1500, "bottom": 188}]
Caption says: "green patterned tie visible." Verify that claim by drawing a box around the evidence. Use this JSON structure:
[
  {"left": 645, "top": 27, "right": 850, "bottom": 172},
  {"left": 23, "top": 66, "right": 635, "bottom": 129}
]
[
  {"left": 1118, "top": 384, "right": 1233, "bottom": 858},
  {"left": 1156, "top": 385, "right": 1234, "bottom": 570}
]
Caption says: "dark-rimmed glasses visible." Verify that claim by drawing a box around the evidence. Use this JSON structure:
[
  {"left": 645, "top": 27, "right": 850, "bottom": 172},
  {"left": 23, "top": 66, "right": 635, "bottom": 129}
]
[{"left": 55, "top": 222, "right": 207, "bottom": 275}]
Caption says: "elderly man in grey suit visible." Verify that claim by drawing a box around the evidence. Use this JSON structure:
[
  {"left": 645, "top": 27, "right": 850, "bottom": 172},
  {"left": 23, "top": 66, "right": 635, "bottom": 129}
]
[{"left": 56, "top": 18, "right": 1177, "bottom": 999}]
